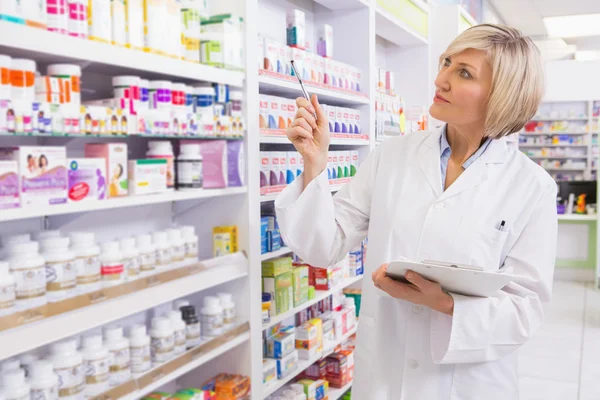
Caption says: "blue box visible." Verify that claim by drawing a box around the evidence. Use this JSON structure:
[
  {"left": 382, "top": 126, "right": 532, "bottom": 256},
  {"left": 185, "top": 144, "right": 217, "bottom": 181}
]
[{"left": 261, "top": 217, "right": 269, "bottom": 254}]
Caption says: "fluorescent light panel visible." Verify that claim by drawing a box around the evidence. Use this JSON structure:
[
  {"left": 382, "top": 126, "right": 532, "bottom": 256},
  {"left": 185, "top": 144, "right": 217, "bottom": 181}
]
[{"left": 543, "top": 13, "right": 600, "bottom": 38}]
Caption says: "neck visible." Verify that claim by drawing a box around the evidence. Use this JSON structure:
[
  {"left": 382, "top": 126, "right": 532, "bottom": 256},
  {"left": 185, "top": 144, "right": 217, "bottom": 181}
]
[{"left": 446, "top": 123, "right": 486, "bottom": 164}]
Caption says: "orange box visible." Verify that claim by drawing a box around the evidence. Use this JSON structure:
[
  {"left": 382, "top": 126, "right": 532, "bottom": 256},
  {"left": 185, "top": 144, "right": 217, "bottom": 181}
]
[
  {"left": 325, "top": 352, "right": 349, "bottom": 389},
  {"left": 214, "top": 373, "right": 250, "bottom": 400}
]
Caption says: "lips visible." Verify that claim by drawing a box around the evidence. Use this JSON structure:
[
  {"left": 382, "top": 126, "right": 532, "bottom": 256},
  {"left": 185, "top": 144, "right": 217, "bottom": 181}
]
[{"left": 433, "top": 93, "right": 450, "bottom": 104}]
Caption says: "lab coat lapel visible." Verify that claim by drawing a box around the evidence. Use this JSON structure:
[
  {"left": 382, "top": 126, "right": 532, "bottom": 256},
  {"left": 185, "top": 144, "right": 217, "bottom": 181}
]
[{"left": 417, "top": 126, "right": 444, "bottom": 198}]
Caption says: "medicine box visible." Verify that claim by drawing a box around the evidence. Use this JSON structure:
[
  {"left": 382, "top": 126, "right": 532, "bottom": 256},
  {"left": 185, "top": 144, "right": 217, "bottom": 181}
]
[
  {"left": 259, "top": 95, "right": 269, "bottom": 129},
  {"left": 264, "top": 37, "right": 284, "bottom": 74},
  {"left": 317, "top": 24, "right": 333, "bottom": 58},
  {"left": 258, "top": 34, "right": 265, "bottom": 69},
  {"left": 198, "top": 140, "right": 227, "bottom": 189},
  {"left": 291, "top": 48, "right": 309, "bottom": 81},
  {"left": 297, "top": 379, "right": 328, "bottom": 400},
  {"left": 128, "top": 159, "right": 168, "bottom": 196},
  {"left": 0, "top": 160, "right": 19, "bottom": 209},
  {"left": 84, "top": 143, "right": 128, "bottom": 198},
  {"left": 265, "top": 330, "right": 295, "bottom": 359},
  {"left": 304, "top": 359, "right": 328, "bottom": 380},
  {"left": 262, "top": 257, "right": 292, "bottom": 277},
  {"left": 286, "top": 9, "right": 306, "bottom": 49},
  {"left": 269, "top": 152, "right": 282, "bottom": 186},
  {"left": 323, "top": 104, "right": 336, "bottom": 133},
  {"left": 262, "top": 359, "right": 277, "bottom": 385},
  {"left": 326, "top": 352, "right": 349, "bottom": 388},
  {"left": 212, "top": 225, "right": 238, "bottom": 257},
  {"left": 292, "top": 265, "right": 309, "bottom": 307},
  {"left": 263, "top": 271, "right": 293, "bottom": 315},
  {"left": 267, "top": 96, "right": 281, "bottom": 130},
  {"left": 0, "top": 146, "right": 68, "bottom": 207},
  {"left": 261, "top": 217, "right": 269, "bottom": 254},
  {"left": 214, "top": 373, "right": 250, "bottom": 399},
  {"left": 260, "top": 151, "right": 270, "bottom": 187},
  {"left": 227, "top": 140, "right": 244, "bottom": 187},
  {"left": 276, "top": 349, "right": 298, "bottom": 379},
  {"left": 314, "top": 266, "right": 334, "bottom": 291},
  {"left": 67, "top": 158, "right": 107, "bottom": 202}
]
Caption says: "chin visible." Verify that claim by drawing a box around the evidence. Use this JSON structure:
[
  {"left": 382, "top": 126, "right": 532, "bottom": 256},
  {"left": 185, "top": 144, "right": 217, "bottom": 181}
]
[{"left": 429, "top": 104, "right": 449, "bottom": 123}]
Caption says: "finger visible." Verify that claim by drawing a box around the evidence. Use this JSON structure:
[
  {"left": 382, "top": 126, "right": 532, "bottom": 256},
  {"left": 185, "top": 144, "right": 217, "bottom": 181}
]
[
  {"left": 296, "top": 97, "right": 316, "bottom": 115},
  {"left": 287, "top": 126, "right": 313, "bottom": 141},
  {"left": 295, "top": 107, "right": 317, "bottom": 129},
  {"left": 405, "top": 271, "right": 430, "bottom": 290},
  {"left": 311, "top": 94, "right": 326, "bottom": 122},
  {"left": 291, "top": 117, "right": 313, "bottom": 133},
  {"left": 372, "top": 263, "right": 388, "bottom": 284},
  {"left": 379, "top": 277, "right": 419, "bottom": 300}
]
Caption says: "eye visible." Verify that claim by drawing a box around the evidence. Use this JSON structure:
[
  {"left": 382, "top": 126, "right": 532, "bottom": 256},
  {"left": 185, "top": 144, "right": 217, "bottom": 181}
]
[
  {"left": 460, "top": 69, "right": 472, "bottom": 79},
  {"left": 443, "top": 57, "right": 451, "bottom": 67}
]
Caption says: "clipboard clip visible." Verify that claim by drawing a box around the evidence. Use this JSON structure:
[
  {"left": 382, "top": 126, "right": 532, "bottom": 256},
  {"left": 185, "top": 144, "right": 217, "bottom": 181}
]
[{"left": 422, "top": 259, "right": 484, "bottom": 271}]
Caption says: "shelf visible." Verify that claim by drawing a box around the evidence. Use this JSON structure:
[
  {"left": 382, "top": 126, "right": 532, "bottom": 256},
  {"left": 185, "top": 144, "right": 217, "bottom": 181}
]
[
  {"left": 531, "top": 117, "right": 589, "bottom": 121},
  {"left": 0, "top": 187, "right": 247, "bottom": 222},
  {"left": 558, "top": 214, "right": 597, "bottom": 221},
  {"left": 260, "top": 129, "right": 370, "bottom": 146},
  {"left": 313, "top": 0, "right": 370, "bottom": 10},
  {"left": 260, "top": 179, "right": 350, "bottom": 202},
  {"left": 1, "top": 132, "right": 244, "bottom": 141},
  {"left": 261, "top": 247, "right": 293, "bottom": 261},
  {"left": 0, "top": 21, "right": 244, "bottom": 86},
  {"left": 263, "top": 275, "right": 363, "bottom": 331},
  {"left": 520, "top": 132, "right": 587, "bottom": 136},
  {"left": 258, "top": 71, "right": 369, "bottom": 106},
  {"left": 329, "top": 381, "right": 353, "bottom": 400},
  {"left": 262, "top": 325, "right": 358, "bottom": 398},
  {"left": 543, "top": 168, "right": 586, "bottom": 171},
  {"left": 375, "top": 5, "right": 428, "bottom": 46},
  {"left": 519, "top": 144, "right": 588, "bottom": 148},
  {"left": 0, "top": 253, "right": 248, "bottom": 359},
  {"left": 526, "top": 156, "right": 588, "bottom": 159}
]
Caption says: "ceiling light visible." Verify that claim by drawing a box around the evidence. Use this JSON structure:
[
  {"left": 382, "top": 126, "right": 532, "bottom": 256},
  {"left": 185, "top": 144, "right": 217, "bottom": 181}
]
[{"left": 543, "top": 14, "right": 600, "bottom": 38}]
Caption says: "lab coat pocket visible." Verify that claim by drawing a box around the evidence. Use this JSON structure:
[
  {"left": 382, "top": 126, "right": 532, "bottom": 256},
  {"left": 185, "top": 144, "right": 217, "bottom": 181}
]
[{"left": 453, "top": 218, "right": 509, "bottom": 271}]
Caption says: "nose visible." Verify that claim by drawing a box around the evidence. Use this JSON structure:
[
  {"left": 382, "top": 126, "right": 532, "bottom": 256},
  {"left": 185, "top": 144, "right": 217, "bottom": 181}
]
[{"left": 434, "top": 68, "right": 450, "bottom": 92}]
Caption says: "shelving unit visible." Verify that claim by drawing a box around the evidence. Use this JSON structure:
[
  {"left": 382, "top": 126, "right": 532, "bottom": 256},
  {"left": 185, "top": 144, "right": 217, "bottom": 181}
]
[
  {"left": 260, "top": 247, "right": 292, "bottom": 261},
  {"left": 329, "top": 381, "right": 354, "bottom": 400}
]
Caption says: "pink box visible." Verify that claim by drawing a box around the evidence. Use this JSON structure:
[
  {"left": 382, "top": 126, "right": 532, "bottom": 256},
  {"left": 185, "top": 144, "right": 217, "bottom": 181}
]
[
  {"left": 197, "top": 140, "right": 228, "bottom": 188},
  {"left": 0, "top": 160, "right": 19, "bottom": 209},
  {"left": 84, "top": 143, "right": 129, "bottom": 198}
]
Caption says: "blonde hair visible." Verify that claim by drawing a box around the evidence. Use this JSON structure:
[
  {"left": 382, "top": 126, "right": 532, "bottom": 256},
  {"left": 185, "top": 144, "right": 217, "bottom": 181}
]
[{"left": 440, "top": 24, "right": 545, "bottom": 138}]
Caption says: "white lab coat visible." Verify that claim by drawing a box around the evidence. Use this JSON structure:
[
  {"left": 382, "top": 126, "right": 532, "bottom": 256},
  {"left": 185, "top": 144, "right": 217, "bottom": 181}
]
[{"left": 275, "top": 125, "right": 557, "bottom": 400}]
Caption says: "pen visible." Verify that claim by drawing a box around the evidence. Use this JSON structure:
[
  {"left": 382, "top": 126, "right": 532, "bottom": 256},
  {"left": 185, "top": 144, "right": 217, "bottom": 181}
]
[
  {"left": 498, "top": 220, "right": 505, "bottom": 231},
  {"left": 290, "top": 60, "right": 317, "bottom": 120}
]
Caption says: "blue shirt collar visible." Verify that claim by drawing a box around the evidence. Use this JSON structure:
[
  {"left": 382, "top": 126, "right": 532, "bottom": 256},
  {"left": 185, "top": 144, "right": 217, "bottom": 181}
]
[{"left": 440, "top": 125, "right": 493, "bottom": 169}]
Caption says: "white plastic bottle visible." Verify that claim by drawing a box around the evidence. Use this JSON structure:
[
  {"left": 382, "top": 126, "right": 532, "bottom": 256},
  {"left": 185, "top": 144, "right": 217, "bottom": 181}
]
[
  {"left": 200, "top": 296, "right": 223, "bottom": 337},
  {"left": 119, "top": 237, "right": 140, "bottom": 279},
  {"left": 344, "top": 297, "right": 357, "bottom": 331},
  {"left": 149, "top": 317, "right": 174, "bottom": 365},
  {"left": 8, "top": 241, "right": 47, "bottom": 310},
  {"left": 166, "top": 229, "right": 185, "bottom": 264},
  {"left": 1, "top": 368, "right": 30, "bottom": 400},
  {"left": 49, "top": 339, "right": 84, "bottom": 400},
  {"left": 40, "top": 237, "right": 78, "bottom": 302},
  {"left": 167, "top": 310, "right": 186, "bottom": 356},
  {"left": 147, "top": 141, "right": 175, "bottom": 190},
  {"left": 0, "top": 233, "right": 30, "bottom": 259},
  {"left": 176, "top": 143, "right": 203, "bottom": 190},
  {"left": 81, "top": 335, "right": 110, "bottom": 396},
  {"left": 69, "top": 232, "right": 102, "bottom": 293},
  {"left": 128, "top": 324, "right": 151, "bottom": 376},
  {"left": 180, "top": 226, "right": 198, "bottom": 261},
  {"left": 33, "top": 230, "right": 61, "bottom": 241},
  {"left": 0, "top": 261, "right": 16, "bottom": 316},
  {"left": 152, "top": 232, "right": 172, "bottom": 268},
  {"left": 1, "top": 358, "right": 20, "bottom": 373},
  {"left": 217, "top": 292, "right": 236, "bottom": 330},
  {"left": 19, "top": 353, "right": 38, "bottom": 378},
  {"left": 181, "top": 305, "right": 201, "bottom": 349},
  {"left": 136, "top": 234, "right": 156, "bottom": 275},
  {"left": 28, "top": 360, "right": 59, "bottom": 400},
  {"left": 103, "top": 326, "right": 131, "bottom": 386},
  {"left": 100, "top": 242, "right": 125, "bottom": 285}
]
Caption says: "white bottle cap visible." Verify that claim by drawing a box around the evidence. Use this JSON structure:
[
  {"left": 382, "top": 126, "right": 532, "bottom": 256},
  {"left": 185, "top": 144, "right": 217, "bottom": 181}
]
[
  {"left": 19, "top": 353, "right": 38, "bottom": 367},
  {"left": 180, "top": 226, "right": 195, "bottom": 239},
  {"left": 194, "top": 86, "right": 214, "bottom": 96},
  {"left": 1, "top": 233, "right": 30, "bottom": 247},
  {"left": 1, "top": 358, "right": 20, "bottom": 373},
  {"left": 11, "top": 58, "right": 36, "bottom": 72},
  {"left": 112, "top": 75, "right": 141, "bottom": 87},
  {"left": 151, "top": 317, "right": 173, "bottom": 332},
  {"left": 152, "top": 231, "right": 167, "bottom": 243},
  {"left": 136, "top": 234, "right": 152, "bottom": 248},
  {"left": 2, "top": 368, "right": 25, "bottom": 388},
  {"left": 104, "top": 326, "right": 124, "bottom": 341},
  {"left": 28, "top": 360, "right": 55, "bottom": 381},
  {"left": 8, "top": 241, "right": 39, "bottom": 255},
  {"left": 167, "top": 310, "right": 184, "bottom": 323},
  {"left": 149, "top": 81, "right": 172, "bottom": 90},
  {"left": 139, "top": 79, "right": 149, "bottom": 88},
  {"left": 120, "top": 237, "right": 136, "bottom": 251},
  {"left": 129, "top": 324, "right": 148, "bottom": 340},
  {"left": 172, "top": 83, "right": 186, "bottom": 92},
  {"left": 47, "top": 64, "right": 81, "bottom": 77},
  {"left": 33, "top": 230, "right": 61, "bottom": 240},
  {"left": 203, "top": 296, "right": 219, "bottom": 308},
  {"left": 51, "top": 339, "right": 77, "bottom": 355},
  {"left": 173, "top": 299, "right": 190, "bottom": 310},
  {"left": 217, "top": 293, "right": 233, "bottom": 305},
  {"left": 101, "top": 241, "right": 120, "bottom": 254},
  {"left": 166, "top": 229, "right": 182, "bottom": 242},
  {"left": 82, "top": 334, "right": 103, "bottom": 349},
  {"left": 40, "top": 236, "right": 70, "bottom": 251},
  {"left": 70, "top": 232, "right": 95, "bottom": 245}
]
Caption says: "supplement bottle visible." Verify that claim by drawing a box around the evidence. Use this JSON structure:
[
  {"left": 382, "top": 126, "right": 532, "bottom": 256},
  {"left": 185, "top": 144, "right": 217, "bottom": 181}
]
[
  {"left": 181, "top": 305, "right": 201, "bottom": 349},
  {"left": 10, "top": 58, "right": 36, "bottom": 102},
  {"left": 100, "top": 242, "right": 125, "bottom": 285},
  {"left": 0, "top": 233, "right": 30, "bottom": 259},
  {"left": 152, "top": 232, "right": 172, "bottom": 268},
  {"left": 173, "top": 299, "right": 190, "bottom": 311},
  {"left": 217, "top": 292, "right": 236, "bottom": 330},
  {"left": 176, "top": 143, "right": 203, "bottom": 190},
  {"left": 194, "top": 86, "right": 215, "bottom": 129},
  {"left": 148, "top": 81, "right": 172, "bottom": 112},
  {"left": 112, "top": 76, "right": 140, "bottom": 113},
  {"left": 166, "top": 229, "right": 185, "bottom": 263},
  {"left": 8, "top": 241, "right": 46, "bottom": 310},
  {"left": 1, "top": 368, "right": 30, "bottom": 400},
  {"left": 119, "top": 237, "right": 140, "bottom": 279},
  {"left": 28, "top": 360, "right": 59, "bottom": 400},
  {"left": 149, "top": 317, "right": 174, "bottom": 365},
  {"left": 0, "top": 261, "right": 16, "bottom": 316},
  {"left": 167, "top": 310, "right": 186, "bottom": 356},
  {"left": 136, "top": 234, "right": 156, "bottom": 274},
  {"left": 128, "top": 324, "right": 151, "bottom": 376},
  {"left": 49, "top": 339, "right": 84, "bottom": 400},
  {"left": 19, "top": 353, "right": 38, "bottom": 378},
  {"left": 147, "top": 141, "right": 174, "bottom": 190},
  {"left": 344, "top": 297, "right": 357, "bottom": 330},
  {"left": 47, "top": 64, "right": 82, "bottom": 109},
  {"left": 40, "top": 237, "right": 77, "bottom": 302},
  {"left": 103, "top": 326, "right": 131, "bottom": 386},
  {"left": 180, "top": 226, "right": 198, "bottom": 261},
  {"left": 1, "top": 358, "right": 20, "bottom": 373},
  {"left": 81, "top": 335, "right": 110, "bottom": 396},
  {"left": 69, "top": 232, "right": 101, "bottom": 293},
  {"left": 33, "top": 230, "right": 61, "bottom": 241},
  {"left": 200, "top": 296, "right": 223, "bottom": 337}
]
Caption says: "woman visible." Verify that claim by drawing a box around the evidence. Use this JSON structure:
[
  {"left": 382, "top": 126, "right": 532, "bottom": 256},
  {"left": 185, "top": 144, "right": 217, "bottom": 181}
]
[
  {"left": 276, "top": 24, "right": 557, "bottom": 400},
  {"left": 38, "top": 154, "right": 49, "bottom": 174}
]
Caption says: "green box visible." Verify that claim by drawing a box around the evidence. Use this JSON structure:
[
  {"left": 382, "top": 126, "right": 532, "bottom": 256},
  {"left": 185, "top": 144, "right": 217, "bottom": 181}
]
[
  {"left": 292, "top": 266, "right": 309, "bottom": 307},
  {"left": 262, "top": 257, "right": 292, "bottom": 277},
  {"left": 263, "top": 271, "right": 293, "bottom": 315}
]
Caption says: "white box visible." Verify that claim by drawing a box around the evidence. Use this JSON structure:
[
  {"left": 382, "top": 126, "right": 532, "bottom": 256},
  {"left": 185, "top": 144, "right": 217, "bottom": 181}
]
[
  {"left": 286, "top": 9, "right": 306, "bottom": 50},
  {"left": 286, "top": 98, "right": 296, "bottom": 128},
  {"left": 335, "top": 107, "right": 344, "bottom": 133},
  {"left": 67, "top": 158, "right": 108, "bottom": 202},
  {"left": 286, "top": 152, "right": 299, "bottom": 185},
  {"left": 318, "top": 24, "right": 333, "bottom": 58},
  {"left": 264, "top": 37, "right": 284, "bottom": 73},
  {"left": 291, "top": 48, "right": 309, "bottom": 81},
  {"left": 259, "top": 94, "right": 270, "bottom": 129},
  {"left": 258, "top": 34, "right": 265, "bottom": 69},
  {"left": 342, "top": 108, "right": 351, "bottom": 134},
  {"left": 260, "top": 151, "right": 271, "bottom": 187},
  {"left": 354, "top": 109, "right": 361, "bottom": 134},
  {"left": 128, "top": 159, "right": 168, "bottom": 195},
  {"left": 323, "top": 104, "right": 336, "bottom": 134}
]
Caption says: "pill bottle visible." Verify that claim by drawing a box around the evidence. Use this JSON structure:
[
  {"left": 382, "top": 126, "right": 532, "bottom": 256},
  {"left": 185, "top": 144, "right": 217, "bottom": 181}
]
[
  {"left": 150, "top": 317, "right": 175, "bottom": 365},
  {"left": 139, "top": 79, "right": 150, "bottom": 112},
  {"left": 2, "top": 233, "right": 31, "bottom": 247},
  {"left": 113, "top": 75, "right": 140, "bottom": 114},
  {"left": 344, "top": 297, "right": 357, "bottom": 329},
  {"left": 69, "top": 232, "right": 102, "bottom": 293},
  {"left": 180, "top": 226, "right": 198, "bottom": 261},
  {"left": 119, "top": 237, "right": 140, "bottom": 279},
  {"left": 135, "top": 234, "right": 156, "bottom": 274},
  {"left": 28, "top": 360, "right": 59, "bottom": 400},
  {"left": 147, "top": 141, "right": 175, "bottom": 190},
  {"left": 100, "top": 242, "right": 125, "bottom": 285},
  {"left": 47, "top": 64, "right": 82, "bottom": 109},
  {"left": 47, "top": 0, "right": 69, "bottom": 34},
  {"left": 33, "top": 230, "right": 62, "bottom": 241},
  {"left": 149, "top": 81, "right": 172, "bottom": 111},
  {"left": 10, "top": 58, "right": 36, "bottom": 102},
  {"left": 40, "top": 237, "right": 77, "bottom": 302},
  {"left": 128, "top": 324, "right": 151, "bottom": 376},
  {"left": 88, "top": 0, "right": 112, "bottom": 43},
  {"left": 171, "top": 83, "right": 186, "bottom": 111},
  {"left": 104, "top": 326, "right": 131, "bottom": 386},
  {"left": 67, "top": 0, "right": 88, "bottom": 38},
  {"left": 166, "top": 229, "right": 185, "bottom": 263},
  {"left": 0, "top": 55, "right": 11, "bottom": 100},
  {"left": 229, "top": 90, "right": 243, "bottom": 117},
  {"left": 194, "top": 86, "right": 214, "bottom": 128},
  {"left": 200, "top": 296, "right": 223, "bottom": 337},
  {"left": 81, "top": 335, "right": 110, "bottom": 396},
  {"left": 0, "top": 261, "right": 16, "bottom": 317},
  {"left": 177, "top": 144, "right": 203, "bottom": 190},
  {"left": 1, "top": 358, "right": 20, "bottom": 373},
  {"left": 8, "top": 241, "right": 46, "bottom": 310},
  {"left": 167, "top": 310, "right": 186, "bottom": 356},
  {"left": 181, "top": 305, "right": 201, "bottom": 349},
  {"left": 217, "top": 292, "right": 236, "bottom": 330},
  {"left": 1, "top": 368, "right": 30, "bottom": 400},
  {"left": 152, "top": 232, "right": 172, "bottom": 268},
  {"left": 49, "top": 339, "right": 84, "bottom": 400},
  {"left": 173, "top": 299, "right": 190, "bottom": 311},
  {"left": 19, "top": 354, "right": 38, "bottom": 378},
  {"left": 184, "top": 84, "right": 195, "bottom": 113}
]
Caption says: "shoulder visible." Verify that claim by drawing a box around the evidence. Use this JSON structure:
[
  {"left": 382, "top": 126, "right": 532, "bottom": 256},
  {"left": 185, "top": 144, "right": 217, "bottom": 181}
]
[
  {"left": 375, "top": 130, "right": 438, "bottom": 156},
  {"left": 504, "top": 143, "right": 557, "bottom": 196}
]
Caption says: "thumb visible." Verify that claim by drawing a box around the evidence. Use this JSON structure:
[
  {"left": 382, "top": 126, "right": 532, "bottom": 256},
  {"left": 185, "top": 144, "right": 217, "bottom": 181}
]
[{"left": 311, "top": 94, "right": 326, "bottom": 125}]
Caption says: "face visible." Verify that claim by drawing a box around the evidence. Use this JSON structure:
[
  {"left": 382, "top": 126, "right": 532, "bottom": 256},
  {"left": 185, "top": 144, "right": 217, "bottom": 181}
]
[{"left": 430, "top": 48, "right": 493, "bottom": 128}]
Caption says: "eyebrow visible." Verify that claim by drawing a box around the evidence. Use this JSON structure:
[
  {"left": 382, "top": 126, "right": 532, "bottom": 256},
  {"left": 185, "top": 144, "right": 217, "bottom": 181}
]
[{"left": 458, "top": 62, "right": 478, "bottom": 71}]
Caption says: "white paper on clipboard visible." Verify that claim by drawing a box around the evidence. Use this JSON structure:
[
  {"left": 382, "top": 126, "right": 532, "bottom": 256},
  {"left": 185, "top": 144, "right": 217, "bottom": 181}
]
[{"left": 386, "top": 260, "right": 515, "bottom": 297}]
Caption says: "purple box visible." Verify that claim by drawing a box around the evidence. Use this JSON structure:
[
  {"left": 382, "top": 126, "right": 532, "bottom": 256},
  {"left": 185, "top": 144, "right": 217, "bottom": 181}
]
[
  {"left": 227, "top": 141, "right": 244, "bottom": 187},
  {"left": 195, "top": 140, "right": 227, "bottom": 188},
  {"left": 0, "top": 160, "right": 19, "bottom": 209}
]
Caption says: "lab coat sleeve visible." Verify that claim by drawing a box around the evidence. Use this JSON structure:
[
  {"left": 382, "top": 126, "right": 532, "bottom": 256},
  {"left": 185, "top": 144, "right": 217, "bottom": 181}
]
[
  {"left": 430, "top": 182, "right": 557, "bottom": 364},
  {"left": 275, "top": 146, "right": 381, "bottom": 268}
]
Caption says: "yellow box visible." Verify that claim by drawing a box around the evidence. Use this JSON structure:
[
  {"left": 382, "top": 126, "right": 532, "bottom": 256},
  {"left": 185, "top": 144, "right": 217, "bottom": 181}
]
[{"left": 212, "top": 225, "right": 238, "bottom": 257}]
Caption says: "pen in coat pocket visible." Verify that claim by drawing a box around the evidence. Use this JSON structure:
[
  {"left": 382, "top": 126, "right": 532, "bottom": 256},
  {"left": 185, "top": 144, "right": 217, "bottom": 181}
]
[{"left": 497, "top": 220, "right": 506, "bottom": 231}]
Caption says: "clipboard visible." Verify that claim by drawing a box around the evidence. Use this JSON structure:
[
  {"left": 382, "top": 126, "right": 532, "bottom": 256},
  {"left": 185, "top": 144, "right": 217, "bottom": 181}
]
[{"left": 386, "top": 260, "right": 515, "bottom": 297}]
